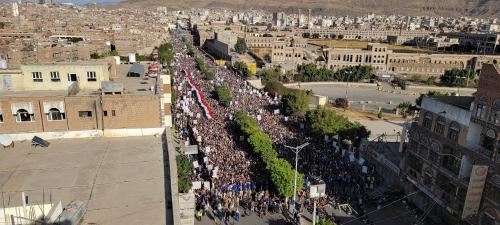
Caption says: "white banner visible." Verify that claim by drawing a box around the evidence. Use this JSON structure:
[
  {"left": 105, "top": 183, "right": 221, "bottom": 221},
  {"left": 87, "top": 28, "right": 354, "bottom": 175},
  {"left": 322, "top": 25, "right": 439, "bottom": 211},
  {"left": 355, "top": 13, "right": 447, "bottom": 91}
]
[{"left": 462, "top": 165, "right": 489, "bottom": 219}]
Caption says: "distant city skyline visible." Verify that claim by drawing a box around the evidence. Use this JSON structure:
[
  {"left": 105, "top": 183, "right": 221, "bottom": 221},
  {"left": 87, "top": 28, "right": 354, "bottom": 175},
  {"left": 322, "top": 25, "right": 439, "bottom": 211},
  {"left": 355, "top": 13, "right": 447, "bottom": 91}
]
[{"left": 60, "top": 0, "right": 122, "bottom": 3}]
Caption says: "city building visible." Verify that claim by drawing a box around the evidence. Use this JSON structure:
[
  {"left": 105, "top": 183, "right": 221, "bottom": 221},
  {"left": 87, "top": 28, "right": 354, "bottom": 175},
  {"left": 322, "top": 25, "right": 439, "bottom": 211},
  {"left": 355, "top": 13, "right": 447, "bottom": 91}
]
[
  {"left": 0, "top": 61, "right": 172, "bottom": 140},
  {"left": 445, "top": 32, "right": 500, "bottom": 55},
  {"left": 402, "top": 62, "right": 500, "bottom": 225}
]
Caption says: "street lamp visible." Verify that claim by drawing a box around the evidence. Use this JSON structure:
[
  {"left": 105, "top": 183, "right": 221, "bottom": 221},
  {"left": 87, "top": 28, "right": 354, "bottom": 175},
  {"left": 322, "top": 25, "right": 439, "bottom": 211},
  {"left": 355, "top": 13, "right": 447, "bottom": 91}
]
[
  {"left": 284, "top": 142, "right": 310, "bottom": 214},
  {"left": 308, "top": 177, "right": 326, "bottom": 225}
]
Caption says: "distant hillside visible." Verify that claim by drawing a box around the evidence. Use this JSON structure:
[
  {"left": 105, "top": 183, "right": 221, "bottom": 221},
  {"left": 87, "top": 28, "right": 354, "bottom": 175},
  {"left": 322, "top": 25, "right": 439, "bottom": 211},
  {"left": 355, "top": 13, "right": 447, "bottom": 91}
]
[{"left": 119, "top": 0, "right": 500, "bottom": 17}]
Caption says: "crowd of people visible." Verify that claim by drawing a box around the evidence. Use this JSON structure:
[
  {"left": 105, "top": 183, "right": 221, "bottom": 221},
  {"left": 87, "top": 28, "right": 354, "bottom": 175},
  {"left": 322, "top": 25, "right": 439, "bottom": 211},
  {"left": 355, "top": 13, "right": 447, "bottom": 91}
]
[{"left": 170, "top": 34, "right": 387, "bottom": 224}]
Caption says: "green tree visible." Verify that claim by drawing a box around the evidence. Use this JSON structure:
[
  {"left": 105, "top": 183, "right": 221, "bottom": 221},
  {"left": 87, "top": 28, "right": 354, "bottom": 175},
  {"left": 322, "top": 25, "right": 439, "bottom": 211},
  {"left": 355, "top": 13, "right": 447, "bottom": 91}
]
[
  {"left": 338, "top": 122, "right": 371, "bottom": 147},
  {"left": 312, "top": 33, "right": 320, "bottom": 39},
  {"left": 282, "top": 89, "right": 310, "bottom": 116},
  {"left": 235, "top": 37, "right": 248, "bottom": 54},
  {"left": 338, "top": 34, "right": 344, "bottom": 40},
  {"left": 157, "top": 43, "right": 174, "bottom": 65},
  {"left": 302, "top": 32, "right": 311, "bottom": 38},
  {"left": 306, "top": 107, "right": 350, "bottom": 136},
  {"left": 264, "top": 80, "right": 288, "bottom": 97},
  {"left": 267, "top": 157, "right": 304, "bottom": 198},
  {"left": 176, "top": 155, "right": 193, "bottom": 193},
  {"left": 411, "top": 74, "right": 422, "bottom": 82},
  {"left": 440, "top": 68, "right": 472, "bottom": 87},
  {"left": 397, "top": 102, "right": 414, "bottom": 117},
  {"left": 90, "top": 52, "right": 101, "bottom": 59},
  {"left": 214, "top": 85, "right": 232, "bottom": 107},
  {"left": 233, "top": 61, "right": 250, "bottom": 77},
  {"left": 317, "top": 219, "right": 337, "bottom": 225},
  {"left": 426, "top": 76, "right": 436, "bottom": 85},
  {"left": 261, "top": 68, "right": 283, "bottom": 84},
  {"left": 234, "top": 112, "right": 303, "bottom": 198}
]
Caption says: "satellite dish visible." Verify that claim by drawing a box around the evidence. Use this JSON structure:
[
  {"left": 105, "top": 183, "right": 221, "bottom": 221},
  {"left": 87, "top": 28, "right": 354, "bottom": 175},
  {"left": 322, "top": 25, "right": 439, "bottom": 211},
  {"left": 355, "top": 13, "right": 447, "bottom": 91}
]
[{"left": 0, "top": 134, "right": 13, "bottom": 147}]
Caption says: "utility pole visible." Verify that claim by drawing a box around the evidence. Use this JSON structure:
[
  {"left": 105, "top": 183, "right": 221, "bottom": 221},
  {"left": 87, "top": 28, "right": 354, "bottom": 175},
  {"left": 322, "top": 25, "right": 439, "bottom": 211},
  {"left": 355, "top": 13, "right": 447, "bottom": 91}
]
[{"left": 284, "top": 142, "right": 310, "bottom": 214}]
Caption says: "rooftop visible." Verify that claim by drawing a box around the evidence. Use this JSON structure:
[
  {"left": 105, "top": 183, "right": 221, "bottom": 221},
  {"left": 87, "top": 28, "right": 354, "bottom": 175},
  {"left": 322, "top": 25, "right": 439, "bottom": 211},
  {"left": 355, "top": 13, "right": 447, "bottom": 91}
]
[
  {"left": 0, "top": 63, "right": 158, "bottom": 97},
  {"left": 0, "top": 136, "right": 167, "bottom": 225},
  {"left": 430, "top": 96, "right": 475, "bottom": 111}
]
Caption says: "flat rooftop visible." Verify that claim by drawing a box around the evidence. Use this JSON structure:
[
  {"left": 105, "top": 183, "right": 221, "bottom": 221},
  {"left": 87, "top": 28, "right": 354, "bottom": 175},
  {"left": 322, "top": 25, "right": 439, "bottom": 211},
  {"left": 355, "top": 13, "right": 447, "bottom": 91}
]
[
  {"left": 115, "top": 64, "right": 157, "bottom": 95},
  {"left": 0, "top": 136, "right": 167, "bottom": 225},
  {"left": 430, "top": 96, "right": 474, "bottom": 111},
  {"left": 0, "top": 63, "right": 158, "bottom": 97}
]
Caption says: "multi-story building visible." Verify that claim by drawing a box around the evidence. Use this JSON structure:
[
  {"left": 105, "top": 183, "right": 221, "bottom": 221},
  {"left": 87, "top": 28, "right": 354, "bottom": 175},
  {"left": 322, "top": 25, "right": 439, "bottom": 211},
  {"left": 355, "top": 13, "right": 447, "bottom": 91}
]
[
  {"left": 445, "top": 32, "right": 500, "bottom": 55},
  {"left": 271, "top": 37, "right": 311, "bottom": 70},
  {"left": 402, "top": 62, "right": 500, "bottom": 225},
  {"left": 293, "top": 28, "right": 434, "bottom": 41},
  {"left": 323, "top": 42, "right": 500, "bottom": 78},
  {"left": 0, "top": 60, "right": 172, "bottom": 140},
  {"left": 327, "top": 43, "right": 390, "bottom": 71}
]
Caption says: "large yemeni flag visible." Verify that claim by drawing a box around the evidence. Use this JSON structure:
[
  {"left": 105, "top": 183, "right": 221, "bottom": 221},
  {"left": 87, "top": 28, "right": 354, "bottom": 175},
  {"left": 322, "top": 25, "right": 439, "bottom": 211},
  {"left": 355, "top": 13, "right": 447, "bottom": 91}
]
[{"left": 185, "top": 68, "right": 215, "bottom": 119}]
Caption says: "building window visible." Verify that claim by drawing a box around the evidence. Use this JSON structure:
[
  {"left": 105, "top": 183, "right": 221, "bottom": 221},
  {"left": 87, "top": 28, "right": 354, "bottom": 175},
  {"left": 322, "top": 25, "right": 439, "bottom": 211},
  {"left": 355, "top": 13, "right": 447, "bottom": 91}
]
[
  {"left": 434, "top": 117, "right": 446, "bottom": 135},
  {"left": 481, "top": 129, "right": 496, "bottom": 151},
  {"left": 68, "top": 73, "right": 77, "bottom": 82},
  {"left": 112, "top": 110, "right": 116, "bottom": 116},
  {"left": 87, "top": 72, "right": 97, "bottom": 81},
  {"left": 492, "top": 100, "right": 500, "bottom": 125},
  {"left": 0, "top": 114, "right": 3, "bottom": 123},
  {"left": 423, "top": 112, "right": 433, "bottom": 129},
  {"left": 428, "top": 149, "right": 439, "bottom": 164},
  {"left": 476, "top": 104, "right": 485, "bottom": 119},
  {"left": 448, "top": 122, "right": 460, "bottom": 142},
  {"left": 50, "top": 71, "right": 60, "bottom": 82},
  {"left": 32, "top": 72, "right": 43, "bottom": 82},
  {"left": 78, "top": 111, "right": 92, "bottom": 118},
  {"left": 15, "top": 109, "right": 33, "bottom": 122},
  {"left": 103, "top": 111, "right": 108, "bottom": 117},
  {"left": 423, "top": 170, "right": 434, "bottom": 187},
  {"left": 47, "top": 108, "right": 65, "bottom": 121},
  {"left": 441, "top": 147, "right": 461, "bottom": 175},
  {"left": 407, "top": 153, "right": 423, "bottom": 173}
]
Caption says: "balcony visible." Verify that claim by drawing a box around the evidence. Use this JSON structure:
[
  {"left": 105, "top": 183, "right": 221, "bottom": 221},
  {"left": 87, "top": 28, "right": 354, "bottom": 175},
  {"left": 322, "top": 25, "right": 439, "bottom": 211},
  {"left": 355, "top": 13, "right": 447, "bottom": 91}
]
[{"left": 474, "top": 146, "right": 494, "bottom": 159}]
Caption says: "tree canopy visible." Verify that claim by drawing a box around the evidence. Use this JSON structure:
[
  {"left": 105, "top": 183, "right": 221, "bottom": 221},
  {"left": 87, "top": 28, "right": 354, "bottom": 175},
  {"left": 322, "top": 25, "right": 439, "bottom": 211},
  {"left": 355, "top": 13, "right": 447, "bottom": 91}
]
[
  {"left": 214, "top": 85, "right": 232, "bottom": 107},
  {"left": 234, "top": 112, "right": 303, "bottom": 197},
  {"left": 306, "top": 107, "right": 350, "bottom": 136},
  {"left": 235, "top": 37, "right": 248, "bottom": 54},
  {"left": 233, "top": 61, "right": 250, "bottom": 77},
  {"left": 282, "top": 89, "right": 310, "bottom": 116},
  {"left": 317, "top": 219, "right": 337, "bottom": 225},
  {"left": 305, "top": 107, "right": 370, "bottom": 146},
  {"left": 440, "top": 68, "right": 473, "bottom": 87},
  {"left": 296, "top": 63, "right": 374, "bottom": 82},
  {"left": 157, "top": 42, "right": 174, "bottom": 64},
  {"left": 176, "top": 155, "right": 193, "bottom": 193}
]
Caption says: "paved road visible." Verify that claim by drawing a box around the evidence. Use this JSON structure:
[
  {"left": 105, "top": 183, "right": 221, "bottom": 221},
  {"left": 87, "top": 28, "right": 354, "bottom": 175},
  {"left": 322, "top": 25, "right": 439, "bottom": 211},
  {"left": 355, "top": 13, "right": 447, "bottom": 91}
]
[{"left": 298, "top": 84, "right": 418, "bottom": 112}]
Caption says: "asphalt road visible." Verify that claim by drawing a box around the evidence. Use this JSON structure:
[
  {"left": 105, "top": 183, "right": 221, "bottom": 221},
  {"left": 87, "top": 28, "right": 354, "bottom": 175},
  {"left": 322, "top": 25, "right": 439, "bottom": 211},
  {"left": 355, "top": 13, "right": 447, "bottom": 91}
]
[{"left": 298, "top": 84, "right": 419, "bottom": 113}]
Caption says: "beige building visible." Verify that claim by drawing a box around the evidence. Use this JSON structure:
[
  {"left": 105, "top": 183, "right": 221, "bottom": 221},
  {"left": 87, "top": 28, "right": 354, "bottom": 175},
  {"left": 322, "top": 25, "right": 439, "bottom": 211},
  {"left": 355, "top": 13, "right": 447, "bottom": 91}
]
[
  {"left": 327, "top": 43, "right": 390, "bottom": 71},
  {"left": 0, "top": 62, "right": 172, "bottom": 140},
  {"left": 324, "top": 43, "right": 500, "bottom": 78},
  {"left": 0, "top": 61, "right": 115, "bottom": 92}
]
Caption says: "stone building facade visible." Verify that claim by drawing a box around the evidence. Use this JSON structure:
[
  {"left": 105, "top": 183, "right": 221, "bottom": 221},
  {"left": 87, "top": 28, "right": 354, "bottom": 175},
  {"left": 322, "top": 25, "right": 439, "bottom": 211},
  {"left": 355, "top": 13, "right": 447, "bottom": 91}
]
[{"left": 402, "top": 63, "right": 500, "bottom": 225}]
